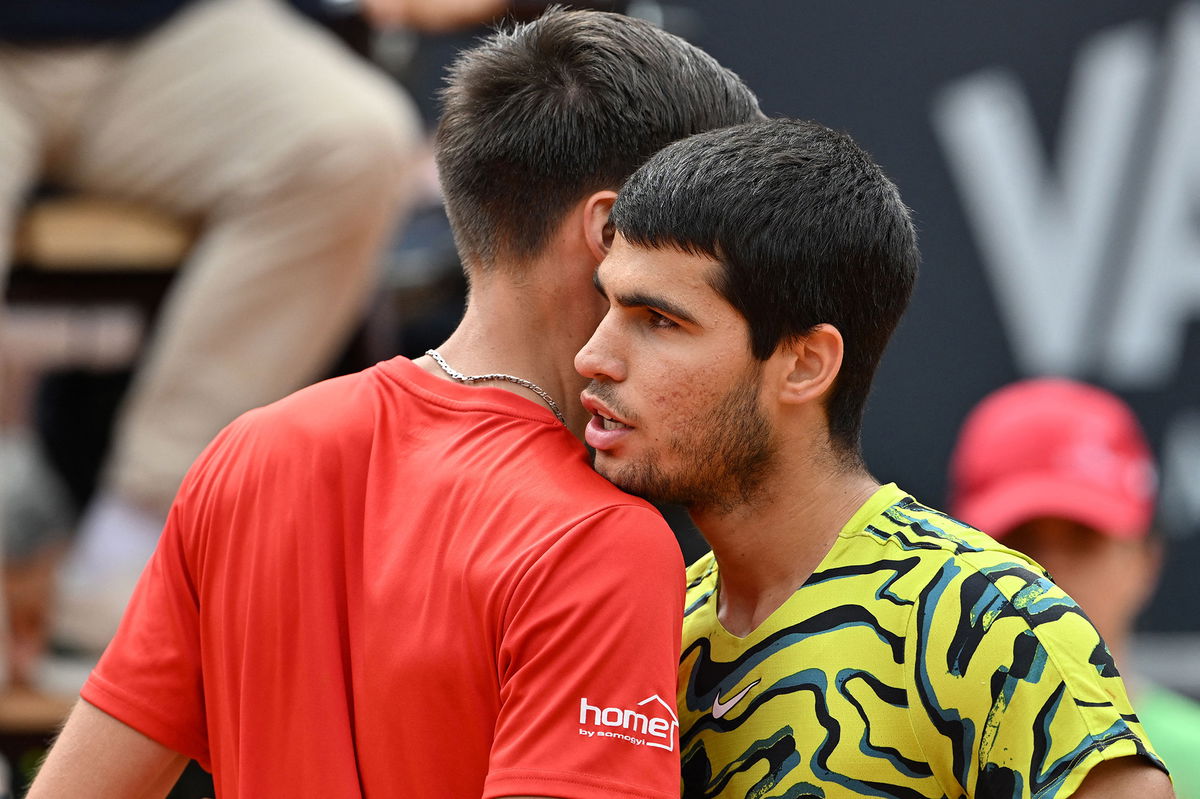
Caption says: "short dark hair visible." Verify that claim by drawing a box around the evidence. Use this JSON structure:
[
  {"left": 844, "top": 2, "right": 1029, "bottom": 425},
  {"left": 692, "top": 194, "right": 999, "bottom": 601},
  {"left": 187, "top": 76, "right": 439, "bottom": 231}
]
[
  {"left": 435, "top": 8, "right": 762, "bottom": 271},
  {"left": 610, "top": 118, "right": 919, "bottom": 456}
]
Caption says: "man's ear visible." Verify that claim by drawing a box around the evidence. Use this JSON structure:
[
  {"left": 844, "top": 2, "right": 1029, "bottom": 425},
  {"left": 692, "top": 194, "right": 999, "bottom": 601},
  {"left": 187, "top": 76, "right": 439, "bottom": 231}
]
[
  {"left": 775, "top": 324, "right": 844, "bottom": 406},
  {"left": 583, "top": 190, "right": 618, "bottom": 263}
]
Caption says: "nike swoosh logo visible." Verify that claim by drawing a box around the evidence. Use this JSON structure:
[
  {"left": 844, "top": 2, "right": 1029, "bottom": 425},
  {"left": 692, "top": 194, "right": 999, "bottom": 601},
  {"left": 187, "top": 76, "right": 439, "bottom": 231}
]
[{"left": 711, "top": 678, "right": 760, "bottom": 719}]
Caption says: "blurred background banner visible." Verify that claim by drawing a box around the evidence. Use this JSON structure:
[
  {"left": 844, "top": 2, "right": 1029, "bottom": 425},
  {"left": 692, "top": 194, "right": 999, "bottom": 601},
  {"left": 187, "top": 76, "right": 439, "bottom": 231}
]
[{"left": 663, "top": 0, "right": 1199, "bottom": 639}]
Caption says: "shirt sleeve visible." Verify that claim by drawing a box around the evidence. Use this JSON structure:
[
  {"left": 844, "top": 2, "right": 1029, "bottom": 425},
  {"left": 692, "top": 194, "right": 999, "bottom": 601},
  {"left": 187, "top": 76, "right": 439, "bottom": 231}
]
[
  {"left": 906, "top": 558, "right": 1166, "bottom": 798},
  {"left": 79, "top": 424, "right": 245, "bottom": 770},
  {"left": 484, "top": 504, "right": 686, "bottom": 799}
]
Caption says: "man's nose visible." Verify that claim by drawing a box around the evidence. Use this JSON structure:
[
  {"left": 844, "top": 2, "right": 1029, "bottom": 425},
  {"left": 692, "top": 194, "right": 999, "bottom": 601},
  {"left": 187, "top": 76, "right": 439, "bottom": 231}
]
[{"left": 575, "top": 318, "right": 625, "bottom": 382}]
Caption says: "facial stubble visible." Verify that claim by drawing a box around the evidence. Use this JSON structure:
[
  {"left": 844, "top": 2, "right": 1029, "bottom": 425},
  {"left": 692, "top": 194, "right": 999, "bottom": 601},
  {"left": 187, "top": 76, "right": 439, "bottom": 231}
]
[{"left": 599, "top": 371, "right": 777, "bottom": 515}]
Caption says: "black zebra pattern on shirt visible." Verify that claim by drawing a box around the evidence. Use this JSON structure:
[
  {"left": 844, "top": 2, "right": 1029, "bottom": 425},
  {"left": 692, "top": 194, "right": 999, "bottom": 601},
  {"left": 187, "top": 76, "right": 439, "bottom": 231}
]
[{"left": 679, "top": 484, "right": 1164, "bottom": 798}]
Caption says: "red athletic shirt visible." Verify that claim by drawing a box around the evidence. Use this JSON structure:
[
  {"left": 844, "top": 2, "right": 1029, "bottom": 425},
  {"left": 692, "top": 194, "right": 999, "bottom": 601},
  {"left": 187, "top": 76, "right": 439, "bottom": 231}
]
[{"left": 83, "top": 357, "right": 686, "bottom": 798}]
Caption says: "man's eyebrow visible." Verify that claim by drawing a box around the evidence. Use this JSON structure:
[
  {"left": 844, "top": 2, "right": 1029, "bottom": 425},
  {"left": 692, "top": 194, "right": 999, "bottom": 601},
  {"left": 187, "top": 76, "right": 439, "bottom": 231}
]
[
  {"left": 617, "top": 290, "right": 698, "bottom": 325},
  {"left": 594, "top": 268, "right": 699, "bottom": 325}
]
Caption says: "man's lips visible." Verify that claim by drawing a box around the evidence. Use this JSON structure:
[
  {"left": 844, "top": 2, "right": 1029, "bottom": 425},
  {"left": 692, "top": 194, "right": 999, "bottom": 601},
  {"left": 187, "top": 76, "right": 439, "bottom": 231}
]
[{"left": 581, "top": 392, "right": 634, "bottom": 451}]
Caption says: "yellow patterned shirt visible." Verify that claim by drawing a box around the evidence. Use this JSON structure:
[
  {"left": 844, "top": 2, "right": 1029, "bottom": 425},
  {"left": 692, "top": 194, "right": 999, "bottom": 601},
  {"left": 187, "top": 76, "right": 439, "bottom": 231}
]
[{"left": 680, "top": 484, "right": 1165, "bottom": 798}]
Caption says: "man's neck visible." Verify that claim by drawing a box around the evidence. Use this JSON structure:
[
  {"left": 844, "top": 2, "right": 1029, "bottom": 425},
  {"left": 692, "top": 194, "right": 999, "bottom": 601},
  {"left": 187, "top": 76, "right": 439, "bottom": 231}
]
[
  {"left": 416, "top": 265, "right": 597, "bottom": 438},
  {"left": 694, "top": 461, "right": 880, "bottom": 638}
]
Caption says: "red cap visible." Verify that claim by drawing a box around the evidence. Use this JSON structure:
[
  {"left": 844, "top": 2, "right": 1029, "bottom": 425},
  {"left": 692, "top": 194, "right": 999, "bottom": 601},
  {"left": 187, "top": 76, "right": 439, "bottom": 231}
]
[{"left": 949, "top": 378, "right": 1156, "bottom": 540}]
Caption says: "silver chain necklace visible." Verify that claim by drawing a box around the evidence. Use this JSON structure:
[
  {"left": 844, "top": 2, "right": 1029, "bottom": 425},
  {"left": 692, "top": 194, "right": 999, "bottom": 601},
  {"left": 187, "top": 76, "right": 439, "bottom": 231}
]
[{"left": 425, "top": 349, "right": 566, "bottom": 425}]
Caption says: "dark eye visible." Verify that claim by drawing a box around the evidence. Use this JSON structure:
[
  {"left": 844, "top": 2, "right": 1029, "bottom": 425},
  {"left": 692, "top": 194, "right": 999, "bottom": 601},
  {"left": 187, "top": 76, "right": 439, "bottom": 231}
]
[{"left": 647, "top": 309, "right": 678, "bottom": 329}]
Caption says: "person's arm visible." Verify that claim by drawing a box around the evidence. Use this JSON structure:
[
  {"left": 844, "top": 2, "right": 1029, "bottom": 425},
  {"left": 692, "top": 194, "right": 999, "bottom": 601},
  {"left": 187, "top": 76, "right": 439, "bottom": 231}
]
[
  {"left": 30, "top": 426, "right": 243, "bottom": 796},
  {"left": 906, "top": 555, "right": 1171, "bottom": 798},
  {"left": 484, "top": 504, "right": 685, "bottom": 799},
  {"left": 1070, "top": 755, "right": 1175, "bottom": 798},
  {"left": 27, "top": 700, "right": 189, "bottom": 799}
]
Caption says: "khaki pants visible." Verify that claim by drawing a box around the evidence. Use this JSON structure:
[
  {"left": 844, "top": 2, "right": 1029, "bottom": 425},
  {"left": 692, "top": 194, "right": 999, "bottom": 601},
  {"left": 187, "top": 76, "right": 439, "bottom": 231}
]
[{"left": 0, "top": 0, "right": 422, "bottom": 511}]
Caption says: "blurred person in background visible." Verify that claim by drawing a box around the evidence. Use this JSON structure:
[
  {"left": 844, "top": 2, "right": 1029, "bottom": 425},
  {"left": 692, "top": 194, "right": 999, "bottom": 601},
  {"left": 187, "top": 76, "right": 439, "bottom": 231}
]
[
  {"left": 951, "top": 377, "right": 1200, "bottom": 799},
  {"left": 26, "top": 9, "right": 762, "bottom": 797},
  {"left": 0, "top": 0, "right": 513, "bottom": 684}
]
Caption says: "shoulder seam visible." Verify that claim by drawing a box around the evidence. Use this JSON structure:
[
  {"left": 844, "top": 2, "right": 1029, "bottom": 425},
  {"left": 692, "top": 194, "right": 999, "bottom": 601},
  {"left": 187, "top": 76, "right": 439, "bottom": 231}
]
[
  {"left": 901, "top": 597, "right": 955, "bottom": 799},
  {"left": 949, "top": 556, "right": 1157, "bottom": 791}
]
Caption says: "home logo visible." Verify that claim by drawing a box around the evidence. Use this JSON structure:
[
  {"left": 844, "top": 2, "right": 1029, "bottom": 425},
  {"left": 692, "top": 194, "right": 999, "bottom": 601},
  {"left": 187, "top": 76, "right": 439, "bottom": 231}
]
[{"left": 577, "top": 695, "right": 679, "bottom": 751}]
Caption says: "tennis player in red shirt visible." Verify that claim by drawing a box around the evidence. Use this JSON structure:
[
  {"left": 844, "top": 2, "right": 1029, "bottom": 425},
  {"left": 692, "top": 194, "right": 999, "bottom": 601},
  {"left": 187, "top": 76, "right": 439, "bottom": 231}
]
[{"left": 28, "top": 9, "right": 761, "bottom": 798}]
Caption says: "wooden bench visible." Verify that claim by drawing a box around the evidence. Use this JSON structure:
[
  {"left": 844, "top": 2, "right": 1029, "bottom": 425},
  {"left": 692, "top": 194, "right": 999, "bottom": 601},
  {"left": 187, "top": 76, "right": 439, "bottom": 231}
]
[{"left": 7, "top": 195, "right": 192, "bottom": 309}]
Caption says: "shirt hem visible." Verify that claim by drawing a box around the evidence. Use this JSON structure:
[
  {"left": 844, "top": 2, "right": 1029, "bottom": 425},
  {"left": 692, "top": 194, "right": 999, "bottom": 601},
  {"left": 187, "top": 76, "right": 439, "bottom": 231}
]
[
  {"left": 82, "top": 671, "right": 210, "bottom": 770},
  {"left": 483, "top": 767, "right": 677, "bottom": 799},
  {"left": 1032, "top": 735, "right": 1166, "bottom": 797}
]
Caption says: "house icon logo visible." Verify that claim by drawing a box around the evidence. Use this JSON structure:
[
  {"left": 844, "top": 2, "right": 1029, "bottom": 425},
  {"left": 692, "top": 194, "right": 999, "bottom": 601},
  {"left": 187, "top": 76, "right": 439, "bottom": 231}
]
[{"left": 577, "top": 694, "right": 679, "bottom": 751}]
